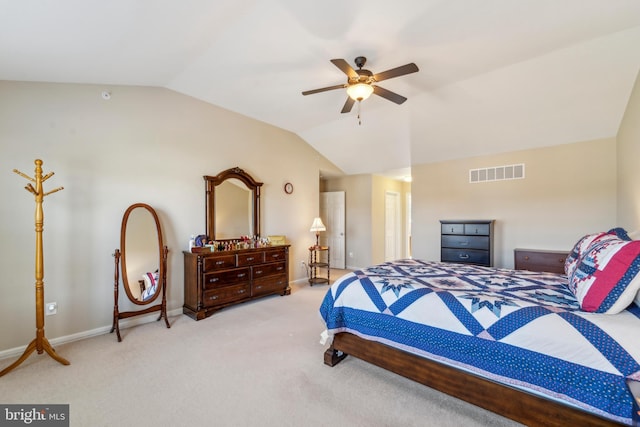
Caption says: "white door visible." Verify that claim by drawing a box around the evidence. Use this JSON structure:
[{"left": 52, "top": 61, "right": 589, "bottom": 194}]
[
  {"left": 385, "top": 191, "right": 401, "bottom": 262},
  {"left": 320, "top": 191, "right": 346, "bottom": 269},
  {"left": 406, "top": 192, "right": 412, "bottom": 258}
]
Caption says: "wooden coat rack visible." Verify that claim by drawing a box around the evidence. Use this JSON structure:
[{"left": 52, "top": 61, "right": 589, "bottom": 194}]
[{"left": 0, "top": 159, "right": 70, "bottom": 377}]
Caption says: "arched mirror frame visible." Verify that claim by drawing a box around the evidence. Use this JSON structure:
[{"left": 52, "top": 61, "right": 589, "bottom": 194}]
[
  {"left": 111, "top": 203, "right": 170, "bottom": 342},
  {"left": 205, "top": 167, "right": 263, "bottom": 240}
]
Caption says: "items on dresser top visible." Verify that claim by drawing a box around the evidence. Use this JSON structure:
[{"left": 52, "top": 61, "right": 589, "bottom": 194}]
[{"left": 440, "top": 220, "right": 494, "bottom": 267}]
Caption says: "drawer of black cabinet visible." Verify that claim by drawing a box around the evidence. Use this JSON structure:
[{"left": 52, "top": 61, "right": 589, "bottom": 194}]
[
  {"left": 442, "top": 248, "right": 490, "bottom": 266},
  {"left": 464, "top": 223, "right": 490, "bottom": 236},
  {"left": 442, "top": 235, "right": 489, "bottom": 250},
  {"left": 203, "top": 254, "right": 236, "bottom": 271},
  {"left": 441, "top": 223, "right": 464, "bottom": 234},
  {"left": 253, "top": 275, "right": 287, "bottom": 297},
  {"left": 203, "top": 283, "right": 250, "bottom": 307},
  {"left": 253, "top": 261, "right": 286, "bottom": 279},
  {"left": 203, "top": 267, "right": 250, "bottom": 289}
]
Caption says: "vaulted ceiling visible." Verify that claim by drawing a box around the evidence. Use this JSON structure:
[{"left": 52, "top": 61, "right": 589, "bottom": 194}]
[{"left": 2, "top": 0, "right": 640, "bottom": 178}]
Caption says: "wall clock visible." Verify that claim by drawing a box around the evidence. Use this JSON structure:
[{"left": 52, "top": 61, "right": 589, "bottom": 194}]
[{"left": 284, "top": 182, "right": 293, "bottom": 194}]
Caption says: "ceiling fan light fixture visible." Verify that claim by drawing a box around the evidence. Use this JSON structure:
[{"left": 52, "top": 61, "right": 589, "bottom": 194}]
[{"left": 346, "top": 83, "right": 374, "bottom": 101}]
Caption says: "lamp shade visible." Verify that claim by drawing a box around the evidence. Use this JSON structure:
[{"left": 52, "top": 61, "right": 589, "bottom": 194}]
[
  {"left": 346, "top": 83, "right": 374, "bottom": 101},
  {"left": 309, "top": 217, "right": 326, "bottom": 232}
]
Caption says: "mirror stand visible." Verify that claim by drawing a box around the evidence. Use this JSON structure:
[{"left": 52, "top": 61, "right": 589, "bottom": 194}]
[
  {"left": 111, "top": 246, "right": 170, "bottom": 341},
  {"left": 110, "top": 203, "right": 171, "bottom": 342}
]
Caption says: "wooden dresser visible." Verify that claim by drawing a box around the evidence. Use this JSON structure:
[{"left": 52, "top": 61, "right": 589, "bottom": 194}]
[
  {"left": 183, "top": 245, "right": 290, "bottom": 320},
  {"left": 514, "top": 248, "right": 568, "bottom": 275},
  {"left": 440, "top": 220, "right": 495, "bottom": 267}
]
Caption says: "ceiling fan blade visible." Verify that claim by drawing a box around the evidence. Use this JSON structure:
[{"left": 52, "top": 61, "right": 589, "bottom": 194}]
[
  {"left": 341, "top": 97, "right": 355, "bottom": 114},
  {"left": 302, "top": 84, "right": 346, "bottom": 96},
  {"left": 373, "top": 63, "right": 419, "bottom": 82},
  {"left": 331, "top": 59, "right": 358, "bottom": 79},
  {"left": 373, "top": 86, "right": 407, "bottom": 104}
]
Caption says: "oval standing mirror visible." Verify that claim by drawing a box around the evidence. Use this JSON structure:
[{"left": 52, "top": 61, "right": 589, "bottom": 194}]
[
  {"left": 205, "top": 167, "right": 263, "bottom": 240},
  {"left": 111, "top": 203, "right": 170, "bottom": 342}
]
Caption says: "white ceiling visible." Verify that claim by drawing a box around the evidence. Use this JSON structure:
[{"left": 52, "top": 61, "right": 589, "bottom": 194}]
[{"left": 2, "top": 0, "right": 640, "bottom": 178}]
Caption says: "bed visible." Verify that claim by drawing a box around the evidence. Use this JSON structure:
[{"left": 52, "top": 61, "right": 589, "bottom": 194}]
[{"left": 319, "top": 229, "right": 640, "bottom": 426}]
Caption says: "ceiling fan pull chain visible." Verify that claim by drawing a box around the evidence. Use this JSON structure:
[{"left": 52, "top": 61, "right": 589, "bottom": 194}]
[{"left": 357, "top": 100, "right": 362, "bottom": 125}]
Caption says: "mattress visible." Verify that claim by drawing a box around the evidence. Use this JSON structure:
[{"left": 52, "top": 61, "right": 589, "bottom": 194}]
[{"left": 319, "top": 259, "right": 640, "bottom": 425}]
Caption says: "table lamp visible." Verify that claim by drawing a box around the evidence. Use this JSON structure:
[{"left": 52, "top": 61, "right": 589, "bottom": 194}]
[{"left": 310, "top": 217, "right": 326, "bottom": 247}]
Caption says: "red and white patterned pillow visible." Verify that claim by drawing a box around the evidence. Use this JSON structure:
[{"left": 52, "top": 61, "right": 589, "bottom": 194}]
[
  {"left": 565, "top": 231, "right": 611, "bottom": 279},
  {"left": 568, "top": 233, "right": 640, "bottom": 313}
]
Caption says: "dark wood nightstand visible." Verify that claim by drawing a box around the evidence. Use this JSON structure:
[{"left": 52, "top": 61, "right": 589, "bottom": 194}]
[{"left": 514, "top": 248, "right": 569, "bottom": 274}]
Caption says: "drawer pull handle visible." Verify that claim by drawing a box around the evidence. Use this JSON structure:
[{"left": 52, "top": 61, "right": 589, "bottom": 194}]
[
  {"left": 255, "top": 269, "right": 262, "bottom": 274},
  {"left": 272, "top": 254, "right": 281, "bottom": 259},
  {"left": 459, "top": 254, "right": 470, "bottom": 259},
  {"left": 216, "top": 260, "right": 225, "bottom": 265},
  {"left": 276, "top": 267, "right": 283, "bottom": 271},
  {"left": 460, "top": 241, "right": 469, "bottom": 246},
  {"left": 237, "top": 273, "right": 246, "bottom": 278},
  {"left": 246, "top": 257, "right": 254, "bottom": 261},
  {"left": 238, "top": 289, "right": 246, "bottom": 294},
  {"left": 209, "top": 277, "right": 219, "bottom": 283},
  {"left": 256, "top": 285, "right": 262, "bottom": 290},
  {"left": 209, "top": 295, "right": 218, "bottom": 300},
  {"left": 524, "top": 256, "right": 530, "bottom": 260}
]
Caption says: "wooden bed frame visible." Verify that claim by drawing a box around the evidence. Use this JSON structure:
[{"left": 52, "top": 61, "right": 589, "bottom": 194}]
[{"left": 324, "top": 332, "right": 624, "bottom": 427}]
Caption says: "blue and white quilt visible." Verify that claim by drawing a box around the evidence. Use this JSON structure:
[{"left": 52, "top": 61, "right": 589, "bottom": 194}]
[{"left": 319, "top": 259, "right": 640, "bottom": 425}]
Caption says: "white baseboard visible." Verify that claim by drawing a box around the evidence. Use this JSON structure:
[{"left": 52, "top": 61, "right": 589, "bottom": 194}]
[{"left": 0, "top": 308, "right": 183, "bottom": 361}]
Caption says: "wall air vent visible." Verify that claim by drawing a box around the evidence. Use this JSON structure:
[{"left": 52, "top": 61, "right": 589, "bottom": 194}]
[{"left": 469, "top": 164, "right": 525, "bottom": 183}]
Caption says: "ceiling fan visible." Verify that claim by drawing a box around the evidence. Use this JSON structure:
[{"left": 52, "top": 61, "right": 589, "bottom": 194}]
[{"left": 302, "top": 56, "right": 419, "bottom": 113}]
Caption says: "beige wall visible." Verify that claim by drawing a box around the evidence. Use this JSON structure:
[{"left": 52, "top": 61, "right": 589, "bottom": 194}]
[
  {"left": 322, "top": 174, "right": 372, "bottom": 269},
  {"left": 617, "top": 70, "right": 640, "bottom": 232},
  {"left": 411, "top": 138, "right": 617, "bottom": 267},
  {"left": 0, "top": 81, "right": 341, "bottom": 354},
  {"left": 322, "top": 174, "right": 410, "bottom": 269}
]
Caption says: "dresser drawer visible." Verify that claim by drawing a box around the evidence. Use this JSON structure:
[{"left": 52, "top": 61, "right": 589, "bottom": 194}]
[
  {"left": 252, "top": 275, "right": 288, "bottom": 297},
  {"left": 265, "top": 248, "right": 287, "bottom": 262},
  {"left": 464, "top": 223, "right": 490, "bottom": 236},
  {"left": 514, "top": 249, "right": 568, "bottom": 274},
  {"left": 441, "top": 235, "right": 489, "bottom": 251},
  {"left": 203, "top": 267, "right": 250, "bottom": 289},
  {"left": 441, "top": 223, "right": 464, "bottom": 235},
  {"left": 253, "top": 261, "right": 286, "bottom": 279},
  {"left": 203, "top": 254, "right": 236, "bottom": 271},
  {"left": 237, "top": 251, "right": 265, "bottom": 266},
  {"left": 442, "top": 248, "right": 490, "bottom": 265},
  {"left": 203, "top": 283, "right": 250, "bottom": 307}
]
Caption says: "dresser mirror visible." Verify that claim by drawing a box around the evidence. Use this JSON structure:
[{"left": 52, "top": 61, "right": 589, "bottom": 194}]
[
  {"left": 205, "top": 167, "right": 263, "bottom": 240},
  {"left": 111, "top": 203, "right": 170, "bottom": 342}
]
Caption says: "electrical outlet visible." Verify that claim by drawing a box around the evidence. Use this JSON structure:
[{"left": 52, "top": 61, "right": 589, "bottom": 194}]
[
  {"left": 349, "top": 252, "right": 354, "bottom": 258},
  {"left": 45, "top": 302, "right": 57, "bottom": 316}
]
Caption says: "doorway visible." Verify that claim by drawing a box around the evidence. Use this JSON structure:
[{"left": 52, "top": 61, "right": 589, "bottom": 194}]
[
  {"left": 385, "top": 191, "right": 402, "bottom": 262},
  {"left": 320, "top": 191, "right": 346, "bottom": 269}
]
